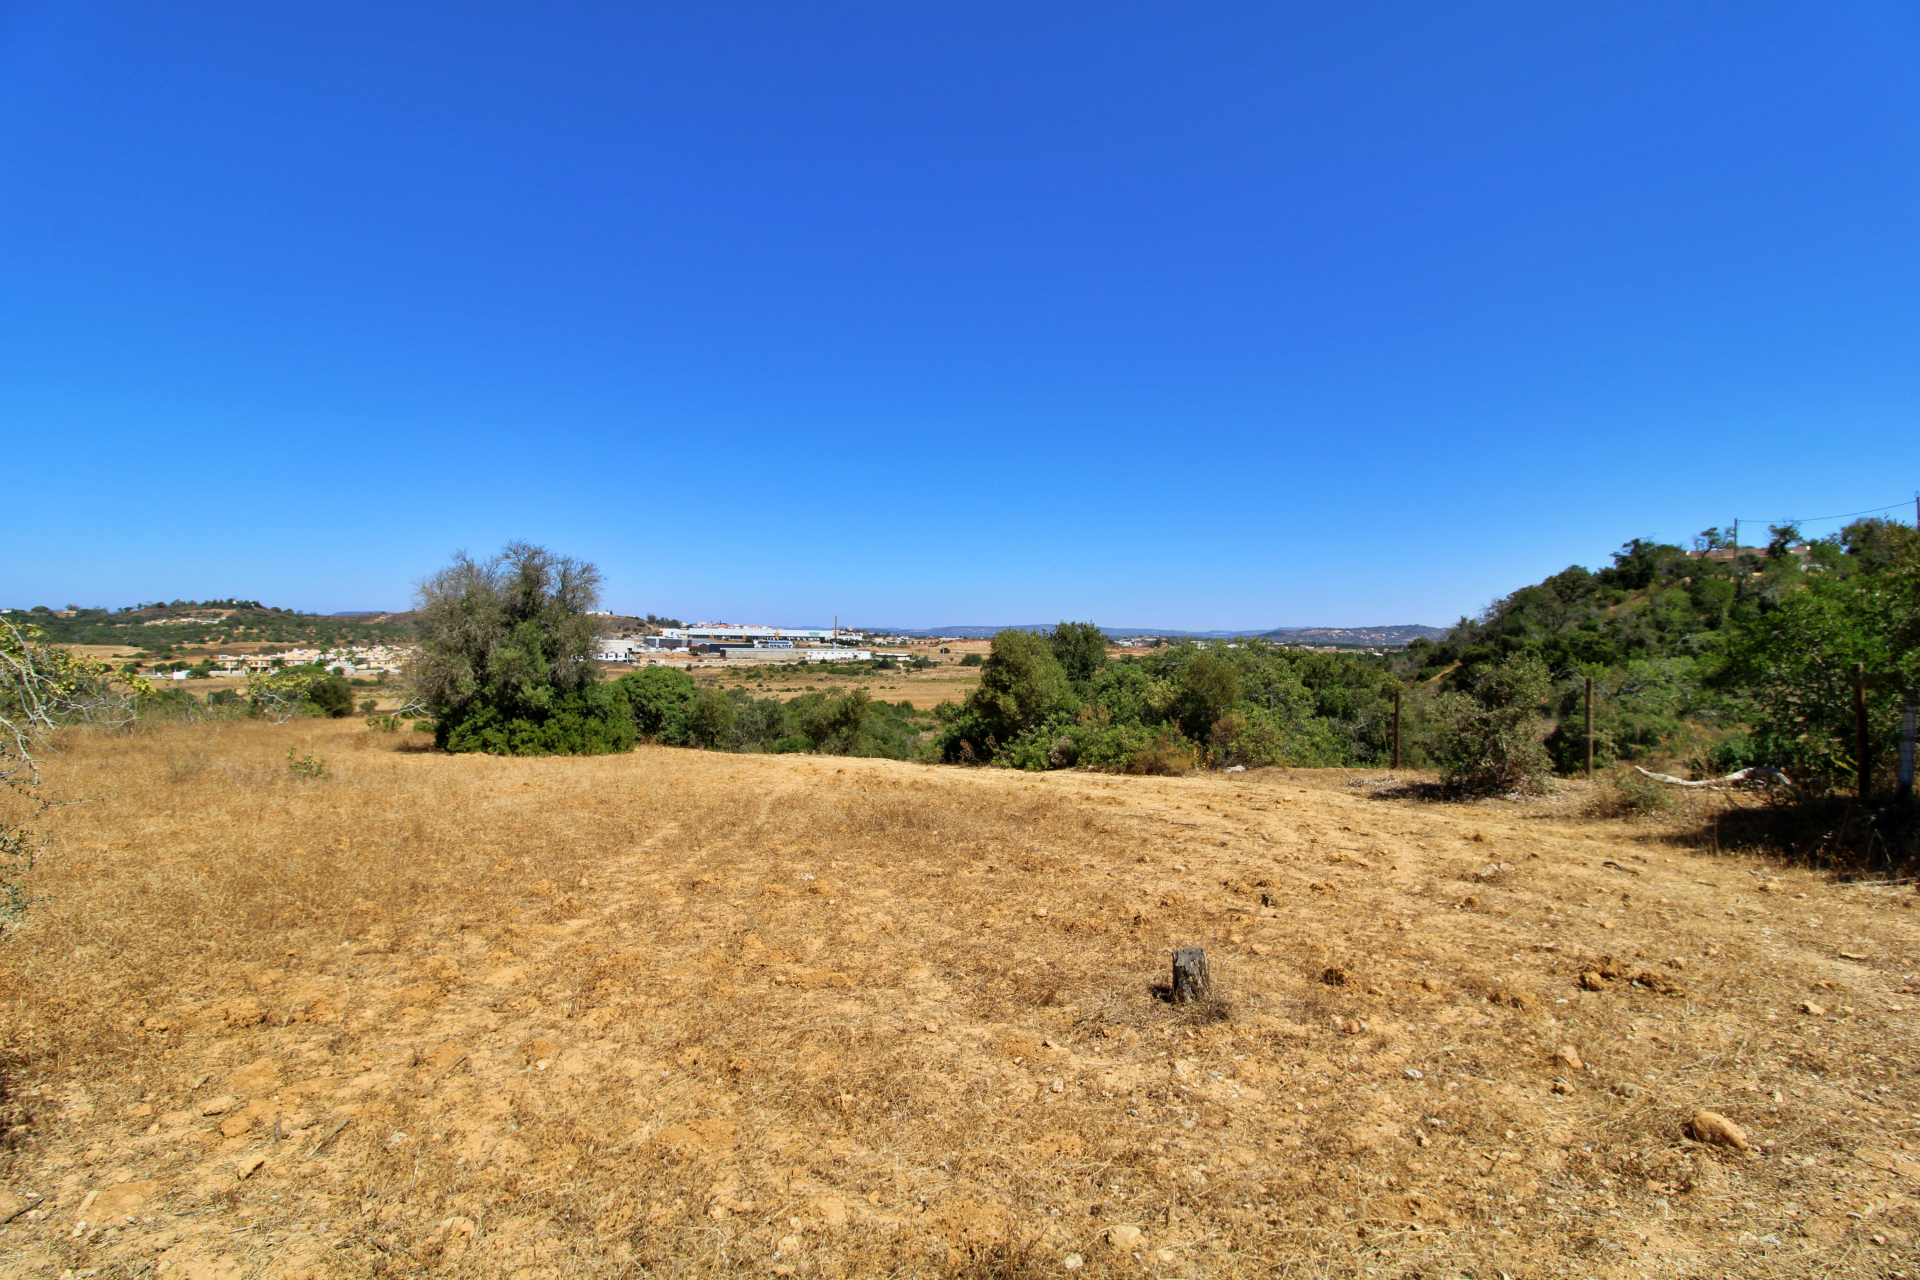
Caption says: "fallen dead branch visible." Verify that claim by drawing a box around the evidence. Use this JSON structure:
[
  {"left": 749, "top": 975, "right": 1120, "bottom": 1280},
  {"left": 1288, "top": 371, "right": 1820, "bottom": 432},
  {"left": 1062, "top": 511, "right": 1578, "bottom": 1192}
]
[{"left": 1634, "top": 764, "right": 1798, "bottom": 793}]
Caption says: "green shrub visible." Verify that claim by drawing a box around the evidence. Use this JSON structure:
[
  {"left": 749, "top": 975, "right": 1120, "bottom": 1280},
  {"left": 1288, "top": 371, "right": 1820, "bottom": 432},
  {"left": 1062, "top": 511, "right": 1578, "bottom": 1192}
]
[
  {"left": 1208, "top": 708, "right": 1344, "bottom": 768},
  {"left": 610, "top": 666, "right": 696, "bottom": 744},
  {"left": 958, "top": 653, "right": 983, "bottom": 667},
  {"left": 1432, "top": 655, "right": 1553, "bottom": 795},
  {"left": 306, "top": 672, "right": 355, "bottom": 718},
  {"left": 285, "top": 749, "right": 328, "bottom": 778},
  {"left": 966, "top": 630, "right": 1076, "bottom": 741},
  {"left": 1600, "top": 768, "right": 1674, "bottom": 817},
  {"left": 1048, "top": 621, "right": 1108, "bottom": 690},
  {"left": 1126, "top": 726, "right": 1196, "bottom": 775},
  {"left": 1169, "top": 650, "right": 1241, "bottom": 740},
  {"left": 790, "top": 689, "right": 874, "bottom": 754},
  {"left": 412, "top": 542, "right": 609, "bottom": 755},
  {"left": 730, "top": 694, "right": 792, "bottom": 752},
  {"left": 440, "top": 686, "right": 638, "bottom": 756},
  {"left": 686, "top": 688, "right": 738, "bottom": 749}
]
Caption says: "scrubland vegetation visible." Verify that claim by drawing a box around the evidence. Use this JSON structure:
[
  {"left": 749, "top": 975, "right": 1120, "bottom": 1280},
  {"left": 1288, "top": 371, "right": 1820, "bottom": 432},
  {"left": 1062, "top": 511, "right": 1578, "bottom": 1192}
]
[
  {"left": 56, "top": 517, "right": 1920, "bottom": 805},
  {"left": 386, "top": 520, "right": 1920, "bottom": 822}
]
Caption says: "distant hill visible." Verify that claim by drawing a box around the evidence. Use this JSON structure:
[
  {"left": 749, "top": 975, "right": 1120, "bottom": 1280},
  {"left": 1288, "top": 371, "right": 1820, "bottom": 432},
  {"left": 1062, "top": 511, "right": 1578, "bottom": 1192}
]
[
  {"left": 1252, "top": 624, "right": 1446, "bottom": 647},
  {"left": 8, "top": 601, "right": 417, "bottom": 654}
]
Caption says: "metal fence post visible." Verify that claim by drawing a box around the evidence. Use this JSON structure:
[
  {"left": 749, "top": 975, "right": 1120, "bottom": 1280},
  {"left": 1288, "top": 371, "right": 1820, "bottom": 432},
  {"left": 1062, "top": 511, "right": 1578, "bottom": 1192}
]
[
  {"left": 1854, "top": 662, "right": 1870, "bottom": 800},
  {"left": 1899, "top": 687, "right": 1916, "bottom": 806}
]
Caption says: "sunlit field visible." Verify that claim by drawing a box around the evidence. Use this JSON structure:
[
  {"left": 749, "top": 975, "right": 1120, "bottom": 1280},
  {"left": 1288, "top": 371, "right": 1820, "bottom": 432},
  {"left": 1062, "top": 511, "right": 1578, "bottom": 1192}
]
[{"left": 2, "top": 718, "right": 1915, "bottom": 1277}]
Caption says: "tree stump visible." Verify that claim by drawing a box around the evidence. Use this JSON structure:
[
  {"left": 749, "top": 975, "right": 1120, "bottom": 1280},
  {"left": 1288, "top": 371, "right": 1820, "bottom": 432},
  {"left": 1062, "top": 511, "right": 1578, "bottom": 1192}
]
[{"left": 1171, "top": 947, "right": 1210, "bottom": 1004}]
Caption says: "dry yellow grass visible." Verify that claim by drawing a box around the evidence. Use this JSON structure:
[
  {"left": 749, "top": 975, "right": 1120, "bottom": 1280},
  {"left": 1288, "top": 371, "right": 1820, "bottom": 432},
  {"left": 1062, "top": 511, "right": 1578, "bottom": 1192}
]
[
  {"left": 687, "top": 661, "right": 985, "bottom": 710},
  {"left": 2, "top": 720, "right": 1918, "bottom": 1278}
]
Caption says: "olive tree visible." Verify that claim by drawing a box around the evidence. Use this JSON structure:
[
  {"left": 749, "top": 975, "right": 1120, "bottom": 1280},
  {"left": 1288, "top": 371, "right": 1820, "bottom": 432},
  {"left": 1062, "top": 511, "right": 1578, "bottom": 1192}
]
[
  {"left": 411, "top": 543, "right": 630, "bottom": 755},
  {"left": 1, "top": 619, "right": 135, "bottom": 932}
]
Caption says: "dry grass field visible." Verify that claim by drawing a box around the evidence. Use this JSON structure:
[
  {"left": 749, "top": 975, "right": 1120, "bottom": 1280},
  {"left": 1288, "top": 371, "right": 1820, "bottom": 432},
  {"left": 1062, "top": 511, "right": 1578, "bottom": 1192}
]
[
  {"left": 684, "top": 661, "right": 985, "bottom": 711},
  {"left": 3, "top": 720, "right": 1918, "bottom": 1279}
]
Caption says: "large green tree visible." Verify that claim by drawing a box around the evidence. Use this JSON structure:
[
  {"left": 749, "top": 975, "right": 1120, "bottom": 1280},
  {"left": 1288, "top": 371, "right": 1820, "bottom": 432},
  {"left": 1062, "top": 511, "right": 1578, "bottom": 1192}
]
[
  {"left": 412, "top": 543, "right": 631, "bottom": 755},
  {"left": 966, "top": 629, "right": 1077, "bottom": 740}
]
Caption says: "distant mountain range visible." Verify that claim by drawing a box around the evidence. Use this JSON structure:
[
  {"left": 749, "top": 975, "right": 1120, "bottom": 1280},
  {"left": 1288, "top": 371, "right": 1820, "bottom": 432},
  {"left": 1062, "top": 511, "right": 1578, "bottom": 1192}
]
[{"left": 866, "top": 624, "right": 1446, "bottom": 647}]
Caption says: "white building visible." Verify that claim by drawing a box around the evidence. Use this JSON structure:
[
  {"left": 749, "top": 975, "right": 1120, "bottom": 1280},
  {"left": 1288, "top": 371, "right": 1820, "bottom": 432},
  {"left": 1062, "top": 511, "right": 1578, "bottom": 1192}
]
[
  {"left": 651, "top": 624, "right": 861, "bottom": 646},
  {"left": 591, "top": 638, "right": 646, "bottom": 662}
]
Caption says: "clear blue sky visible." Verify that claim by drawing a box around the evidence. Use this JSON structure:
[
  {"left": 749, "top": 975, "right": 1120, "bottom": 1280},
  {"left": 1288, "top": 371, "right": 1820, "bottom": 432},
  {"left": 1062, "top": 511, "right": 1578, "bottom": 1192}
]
[{"left": 6, "top": 3, "right": 1917, "bottom": 628}]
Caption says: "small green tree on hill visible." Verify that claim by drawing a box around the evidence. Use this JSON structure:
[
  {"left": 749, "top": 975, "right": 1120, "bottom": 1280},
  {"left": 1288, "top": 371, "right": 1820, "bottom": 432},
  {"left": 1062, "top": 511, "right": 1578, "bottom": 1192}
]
[
  {"left": 1048, "top": 621, "right": 1108, "bottom": 691},
  {"left": 968, "top": 630, "right": 1076, "bottom": 740},
  {"left": 610, "top": 665, "right": 696, "bottom": 743}
]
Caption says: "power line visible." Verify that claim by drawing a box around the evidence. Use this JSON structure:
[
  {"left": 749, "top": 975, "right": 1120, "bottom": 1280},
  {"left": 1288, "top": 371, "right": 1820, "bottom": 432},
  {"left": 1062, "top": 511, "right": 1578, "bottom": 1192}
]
[{"left": 1733, "top": 499, "right": 1914, "bottom": 526}]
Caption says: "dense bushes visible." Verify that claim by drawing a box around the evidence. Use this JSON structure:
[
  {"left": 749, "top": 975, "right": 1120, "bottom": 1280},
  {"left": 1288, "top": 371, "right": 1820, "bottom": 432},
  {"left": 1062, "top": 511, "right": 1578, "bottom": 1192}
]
[
  {"left": 934, "top": 623, "right": 1406, "bottom": 774},
  {"left": 304, "top": 671, "right": 355, "bottom": 718},
  {"left": 611, "top": 666, "right": 697, "bottom": 743},
  {"left": 441, "top": 685, "right": 638, "bottom": 756},
  {"left": 601, "top": 666, "right": 931, "bottom": 759},
  {"left": 1431, "top": 655, "right": 1553, "bottom": 795}
]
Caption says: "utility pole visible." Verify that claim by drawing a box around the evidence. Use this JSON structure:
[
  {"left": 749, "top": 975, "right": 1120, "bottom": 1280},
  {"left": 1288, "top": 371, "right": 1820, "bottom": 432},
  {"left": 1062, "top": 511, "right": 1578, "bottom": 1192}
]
[
  {"left": 1854, "top": 662, "right": 1870, "bottom": 800},
  {"left": 1391, "top": 689, "right": 1401, "bottom": 770},
  {"left": 1585, "top": 677, "right": 1595, "bottom": 781}
]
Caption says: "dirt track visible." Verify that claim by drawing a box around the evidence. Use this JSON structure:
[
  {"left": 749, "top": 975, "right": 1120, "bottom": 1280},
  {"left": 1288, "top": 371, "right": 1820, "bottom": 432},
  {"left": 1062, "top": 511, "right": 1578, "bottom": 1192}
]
[{"left": 2, "top": 720, "right": 1917, "bottom": 1277}]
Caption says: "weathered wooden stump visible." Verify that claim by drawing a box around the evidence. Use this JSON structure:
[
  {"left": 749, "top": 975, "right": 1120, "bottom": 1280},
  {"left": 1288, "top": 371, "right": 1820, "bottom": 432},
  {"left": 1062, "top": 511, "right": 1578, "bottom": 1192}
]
[{"left": 1171, "top": 947, "right": 1210, "bottom": 1004}]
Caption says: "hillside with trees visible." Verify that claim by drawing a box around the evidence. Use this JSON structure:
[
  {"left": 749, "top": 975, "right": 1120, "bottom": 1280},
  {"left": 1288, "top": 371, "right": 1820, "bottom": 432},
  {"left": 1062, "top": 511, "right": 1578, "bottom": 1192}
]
[
  {"left": 918, "top": 517, "right": 1919, "bottom": 799},
  {"left": 1401, "top": 518, "right": 1919, "bottom": 793},
  {"left": 13, "top": 600, "right": 416, "bottom": 656},
  {"left": 47, "top": 520, "right": 1918, "bottom": 799}
]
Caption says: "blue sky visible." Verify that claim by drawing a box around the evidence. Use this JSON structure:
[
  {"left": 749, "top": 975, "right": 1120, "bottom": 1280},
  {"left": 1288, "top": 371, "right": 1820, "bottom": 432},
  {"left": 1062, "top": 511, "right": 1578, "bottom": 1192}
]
[{"left": 6, "top": 3, "right": 1917, "bottom": 628}]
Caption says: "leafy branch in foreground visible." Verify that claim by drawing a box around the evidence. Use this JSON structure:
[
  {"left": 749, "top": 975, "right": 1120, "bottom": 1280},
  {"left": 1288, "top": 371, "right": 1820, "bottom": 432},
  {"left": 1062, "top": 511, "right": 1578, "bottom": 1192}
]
[{"left": 0, "top": 619, "right": 140, "bottom": 935}]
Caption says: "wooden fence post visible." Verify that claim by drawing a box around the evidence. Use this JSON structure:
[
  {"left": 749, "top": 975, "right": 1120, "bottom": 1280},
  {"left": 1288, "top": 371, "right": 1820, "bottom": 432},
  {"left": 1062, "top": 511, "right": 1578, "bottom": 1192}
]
[
  {"left": 1585, "top": 677, "right": 1595, "bottom": 781},
  {"left": 1854, "top": 662, "right": 1870, "bottom": 800},
  {"left": 1171, "top": 948, "right": 1210, "bottom": 1004}
]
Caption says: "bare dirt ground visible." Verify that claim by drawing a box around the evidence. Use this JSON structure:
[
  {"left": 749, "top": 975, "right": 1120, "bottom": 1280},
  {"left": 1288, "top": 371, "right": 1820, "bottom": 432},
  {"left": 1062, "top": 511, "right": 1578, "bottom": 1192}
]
[{"left": 3, "top": 721, "right": 1918, "bottom": 1279}]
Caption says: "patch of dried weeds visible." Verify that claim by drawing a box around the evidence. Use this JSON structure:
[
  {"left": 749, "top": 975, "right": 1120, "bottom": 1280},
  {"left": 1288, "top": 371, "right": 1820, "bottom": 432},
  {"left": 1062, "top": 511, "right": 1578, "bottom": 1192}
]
[{"left": 0, "top": 725, "right": 1917, "bottom": 1277}]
